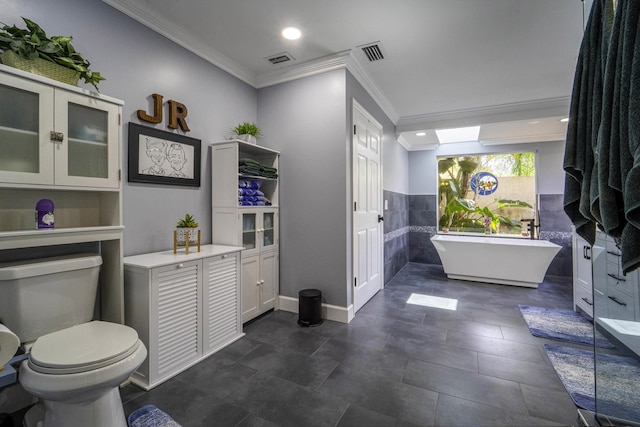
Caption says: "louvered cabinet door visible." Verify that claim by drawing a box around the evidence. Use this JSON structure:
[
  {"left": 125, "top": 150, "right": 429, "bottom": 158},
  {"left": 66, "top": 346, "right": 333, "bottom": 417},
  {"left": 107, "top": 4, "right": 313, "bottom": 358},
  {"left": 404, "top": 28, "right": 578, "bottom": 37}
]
[
  {"left": 202, "top": 252, "right": 242, "bottom": 356},
  {"left": 150, "top": 259, "right": 202, "bottom": 382}
]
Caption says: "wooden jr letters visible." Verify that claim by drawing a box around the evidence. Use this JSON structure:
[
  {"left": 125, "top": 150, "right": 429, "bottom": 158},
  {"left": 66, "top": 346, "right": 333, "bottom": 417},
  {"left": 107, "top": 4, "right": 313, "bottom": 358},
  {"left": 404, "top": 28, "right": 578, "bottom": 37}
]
[{"left": 137, "top": 93, "right": 190, "bottom": 132}]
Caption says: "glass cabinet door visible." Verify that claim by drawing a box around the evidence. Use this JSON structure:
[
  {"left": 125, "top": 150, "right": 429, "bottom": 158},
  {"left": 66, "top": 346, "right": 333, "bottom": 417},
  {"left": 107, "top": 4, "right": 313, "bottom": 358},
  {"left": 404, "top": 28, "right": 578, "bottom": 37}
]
[
  {"left": 242, "top": 213, "right": 257, "bottom": 250},
  {"left": 54, "top": 90, "right": 120, "bottom": 188},
  {"left": 0, "top": 74, "right": 54, "bottom": 184},
  {"left": 262, "top": 211, "right": 276, "bottom": 249}
]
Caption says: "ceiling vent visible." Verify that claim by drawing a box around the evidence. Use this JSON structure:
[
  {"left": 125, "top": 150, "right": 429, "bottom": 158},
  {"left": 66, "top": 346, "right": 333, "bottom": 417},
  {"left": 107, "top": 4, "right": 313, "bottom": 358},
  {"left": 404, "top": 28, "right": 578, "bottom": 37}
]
[
  {"left": 358, "top": 42, "right": 385, "bottom": 62},
  {"left": 265, "top": 52, "right": 295, "bottom": 65}
]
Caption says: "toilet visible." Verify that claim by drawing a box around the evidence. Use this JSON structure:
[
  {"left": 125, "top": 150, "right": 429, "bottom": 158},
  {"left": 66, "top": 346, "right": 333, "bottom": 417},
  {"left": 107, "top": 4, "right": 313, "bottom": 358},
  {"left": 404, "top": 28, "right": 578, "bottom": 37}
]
[{"left": 0, "top": 254, "right": 147, "bottom": 427}]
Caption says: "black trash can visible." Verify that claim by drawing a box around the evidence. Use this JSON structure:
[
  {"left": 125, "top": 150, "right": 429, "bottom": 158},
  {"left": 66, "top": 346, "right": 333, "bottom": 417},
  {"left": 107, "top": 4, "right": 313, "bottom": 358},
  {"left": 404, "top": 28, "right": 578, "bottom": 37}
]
[{"left": 298, "top": 289, "right": 323, "bottom": 327}]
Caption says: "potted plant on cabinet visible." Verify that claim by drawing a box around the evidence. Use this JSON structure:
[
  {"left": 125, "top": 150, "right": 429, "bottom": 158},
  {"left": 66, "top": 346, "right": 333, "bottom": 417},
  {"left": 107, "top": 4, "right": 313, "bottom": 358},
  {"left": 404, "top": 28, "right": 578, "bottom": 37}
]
[
  {"left": 174, "top": 213, "right": 200, "bottom": 254},
  {"left": 0, "top": 17, "right": 105, "bottom": 90},
  {"left": 231, "top": 122, "right": 263, "bottom": 145}
]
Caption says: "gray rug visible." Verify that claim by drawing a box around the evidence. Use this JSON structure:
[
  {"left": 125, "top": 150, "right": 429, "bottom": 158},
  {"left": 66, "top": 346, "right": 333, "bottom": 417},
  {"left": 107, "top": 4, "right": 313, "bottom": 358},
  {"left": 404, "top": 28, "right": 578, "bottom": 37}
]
[
  {"left": 518, "top": 305, "right": 614, "bottom": 348},
  {"left": 128, "top": 405, "right": 182, "bottom": 427},
  {"left": 544, "top": 344, "right": 640, "bottom": 422}
]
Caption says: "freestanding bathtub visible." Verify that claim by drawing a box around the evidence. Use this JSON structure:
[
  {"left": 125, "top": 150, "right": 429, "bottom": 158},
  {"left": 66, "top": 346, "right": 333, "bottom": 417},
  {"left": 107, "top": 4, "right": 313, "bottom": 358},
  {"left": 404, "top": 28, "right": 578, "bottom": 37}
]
[{"left": 430, "top": 234, "right": 561, "bottom": 288}]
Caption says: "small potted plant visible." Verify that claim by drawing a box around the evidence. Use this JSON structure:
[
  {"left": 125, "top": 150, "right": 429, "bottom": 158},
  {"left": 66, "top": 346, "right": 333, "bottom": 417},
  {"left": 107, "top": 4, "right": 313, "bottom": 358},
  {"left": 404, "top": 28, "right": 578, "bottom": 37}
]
[
  {"left": 175, "top": 213, "right": 200, "bottom": 252},
  {"left": 231, "top": 122, "right": 263, "bottom": 145},
  {"left": 0, "top": 17, "right": 105, "bottom": 90}
]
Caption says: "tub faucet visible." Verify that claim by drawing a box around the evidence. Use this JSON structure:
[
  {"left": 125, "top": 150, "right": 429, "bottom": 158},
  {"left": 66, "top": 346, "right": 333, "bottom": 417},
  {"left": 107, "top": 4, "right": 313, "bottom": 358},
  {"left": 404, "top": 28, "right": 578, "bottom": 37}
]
[{"left": 521, "top": 218, "right": 537, "bottom": 239}]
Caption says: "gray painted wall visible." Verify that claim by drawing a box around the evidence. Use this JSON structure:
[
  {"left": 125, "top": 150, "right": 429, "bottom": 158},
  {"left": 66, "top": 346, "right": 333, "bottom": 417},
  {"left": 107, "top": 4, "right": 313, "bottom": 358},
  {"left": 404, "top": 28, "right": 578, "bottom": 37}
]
[
  {"left": 257, "top": 70, "right": 399, "bottom": 308},
  {"left": 257, "top": 70, "right": 348, "bottom": 306},
  {"left": 4, "top": 0, "right": 258, "bottom": 256}
]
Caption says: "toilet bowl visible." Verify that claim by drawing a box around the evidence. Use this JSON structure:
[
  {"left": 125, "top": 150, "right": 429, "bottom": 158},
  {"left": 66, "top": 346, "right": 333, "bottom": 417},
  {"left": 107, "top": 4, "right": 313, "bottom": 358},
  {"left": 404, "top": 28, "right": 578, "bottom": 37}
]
[
  {"left": 19, "top": 321, "right": 147, "bottom": 427},
  {"left": 0, "top": 254, "right": 147, "bottom": 427}
]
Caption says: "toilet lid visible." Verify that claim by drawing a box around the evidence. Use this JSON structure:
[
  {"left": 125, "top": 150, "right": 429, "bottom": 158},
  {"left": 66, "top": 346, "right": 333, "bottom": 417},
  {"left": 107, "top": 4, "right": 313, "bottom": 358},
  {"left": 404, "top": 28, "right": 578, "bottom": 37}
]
[{"left": 29, "top": 321, "right": 140, "bottom": 374}]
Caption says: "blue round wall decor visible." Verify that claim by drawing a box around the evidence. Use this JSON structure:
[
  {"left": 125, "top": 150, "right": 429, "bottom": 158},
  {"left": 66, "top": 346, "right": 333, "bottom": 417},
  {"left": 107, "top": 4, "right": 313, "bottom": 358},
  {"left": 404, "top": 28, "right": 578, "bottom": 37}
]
[{"left": 470, "top": 172, "right": 498, "bottom": 196}]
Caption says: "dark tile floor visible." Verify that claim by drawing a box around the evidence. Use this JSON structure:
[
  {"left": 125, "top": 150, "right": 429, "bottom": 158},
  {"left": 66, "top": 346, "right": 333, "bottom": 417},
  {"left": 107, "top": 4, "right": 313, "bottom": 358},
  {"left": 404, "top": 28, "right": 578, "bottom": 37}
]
[{"left": 120, "top": 263, "right": 581, "bottom": 427}]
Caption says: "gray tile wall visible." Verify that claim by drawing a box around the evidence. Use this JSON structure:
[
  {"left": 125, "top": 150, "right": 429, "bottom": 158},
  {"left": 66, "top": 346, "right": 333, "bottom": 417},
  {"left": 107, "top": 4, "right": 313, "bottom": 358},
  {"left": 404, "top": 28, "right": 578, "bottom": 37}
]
[
  {"left": 383, "top": 192, "right": 574, "bottom": 282},
  {"left": 538, "top": 194, "right": 573, "bottom": 278},
  {"left": 406, "top": 193, "right": 573, "bottom": 279},
  {"left": 408, "top": 195, "right": 438, "bottom": 265},
  {"left": 383, "top": 190, "right": 409, "bottom": 283}
]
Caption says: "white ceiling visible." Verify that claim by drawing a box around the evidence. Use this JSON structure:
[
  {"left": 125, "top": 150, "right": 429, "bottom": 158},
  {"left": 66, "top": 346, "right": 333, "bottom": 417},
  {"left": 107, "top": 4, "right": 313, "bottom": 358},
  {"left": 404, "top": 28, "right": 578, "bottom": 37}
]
[{"left": 103, "top": 0, "right": 585, "bottom": 150}]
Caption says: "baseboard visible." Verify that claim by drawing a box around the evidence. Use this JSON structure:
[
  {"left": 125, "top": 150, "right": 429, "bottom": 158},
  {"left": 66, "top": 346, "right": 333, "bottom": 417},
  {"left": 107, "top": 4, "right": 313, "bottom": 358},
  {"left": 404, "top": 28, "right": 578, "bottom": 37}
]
[{"left": 277, "top": 295, "right": 354, "bottom": 323}]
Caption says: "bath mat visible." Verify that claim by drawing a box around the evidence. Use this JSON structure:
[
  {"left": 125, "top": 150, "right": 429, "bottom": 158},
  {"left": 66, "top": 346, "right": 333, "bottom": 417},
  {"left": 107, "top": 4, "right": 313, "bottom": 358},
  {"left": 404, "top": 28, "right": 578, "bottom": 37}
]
[
  {"left": 518, "top": 305, "right": 614, "bottom": 348},
  {"left": 543, "top": 344, "right": 640, "bottom": 422},
  {"left": 128, "top": 405, "right": 182, "bottom": 427}
]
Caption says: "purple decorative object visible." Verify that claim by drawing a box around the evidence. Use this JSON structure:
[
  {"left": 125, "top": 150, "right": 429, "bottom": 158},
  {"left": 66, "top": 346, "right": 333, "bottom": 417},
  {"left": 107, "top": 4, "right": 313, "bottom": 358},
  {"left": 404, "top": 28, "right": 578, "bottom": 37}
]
[{"left": 35, "top": 199, "right": 54, "bottom": 229}]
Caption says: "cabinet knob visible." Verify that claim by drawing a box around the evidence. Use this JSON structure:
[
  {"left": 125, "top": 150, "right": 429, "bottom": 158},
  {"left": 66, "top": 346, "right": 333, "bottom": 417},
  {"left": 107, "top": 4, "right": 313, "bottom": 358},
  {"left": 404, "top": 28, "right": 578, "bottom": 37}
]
[
  {"left": 222, "top": 254, "right": 227, "bottom": 259},
  {"left": 177, "top": 263, "right": 184, "bottom": 269},
  {"left": 260, "top": 279, "right": 265, "bottom": 284},
  {"left": 256, "top": 281, "right": 261, "bottom": 286}
]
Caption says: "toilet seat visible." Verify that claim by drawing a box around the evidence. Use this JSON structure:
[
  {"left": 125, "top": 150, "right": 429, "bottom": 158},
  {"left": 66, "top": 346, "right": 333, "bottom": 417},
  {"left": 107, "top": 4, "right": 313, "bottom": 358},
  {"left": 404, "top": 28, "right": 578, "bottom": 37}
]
[{"left": 28, "top": 321, "right": 140, "bottom": 375}]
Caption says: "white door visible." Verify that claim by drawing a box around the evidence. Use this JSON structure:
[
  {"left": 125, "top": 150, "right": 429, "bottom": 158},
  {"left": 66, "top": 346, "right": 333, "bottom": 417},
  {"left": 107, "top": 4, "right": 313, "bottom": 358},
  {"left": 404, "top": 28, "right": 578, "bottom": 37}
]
[{"left": 353, "top": 101, "right": 383, "bottom": 312}]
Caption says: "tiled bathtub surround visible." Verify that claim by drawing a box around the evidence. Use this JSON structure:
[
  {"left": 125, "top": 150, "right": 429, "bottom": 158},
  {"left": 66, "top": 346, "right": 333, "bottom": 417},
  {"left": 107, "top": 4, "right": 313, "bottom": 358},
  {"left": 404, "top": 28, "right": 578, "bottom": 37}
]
[
  {"left": 384, "top": 193, "right": 573, "bottom": 282},
  {"left": 538, "top": 194, "right": 573, "bottom": 278},
  {"left": 383, "top": 190, "right": 409, "bottom": 283},
  {"left": 408, "top": 194, "right": 439, "bottom": 265}
]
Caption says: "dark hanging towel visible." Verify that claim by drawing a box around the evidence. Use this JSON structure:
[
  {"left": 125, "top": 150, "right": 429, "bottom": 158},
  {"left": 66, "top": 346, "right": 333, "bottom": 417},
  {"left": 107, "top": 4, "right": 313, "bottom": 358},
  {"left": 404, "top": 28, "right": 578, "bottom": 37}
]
[
  {"left": 618, "top": 1, "right": 640, "bottom": 273},
  {"left": 595, "top": 0, "right": 625, "bottom": 238},
  {"left": 563, "top": 0, "right": 614, "bottom": 245}
]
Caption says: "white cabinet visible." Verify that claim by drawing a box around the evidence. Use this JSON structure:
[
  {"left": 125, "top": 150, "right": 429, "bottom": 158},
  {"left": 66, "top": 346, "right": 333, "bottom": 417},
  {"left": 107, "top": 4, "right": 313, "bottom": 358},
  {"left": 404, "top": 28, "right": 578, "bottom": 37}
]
[
  {"left": 0, "top": 65, "right": 125, "bottom": 324},
  {"left": 210, "top": 140, "right": 280, "bottom": 322},
  {"left": 0, "top": 68, "right": 120, "bottom": 188},
  {"left": 573, "top": 230, "right": 594, "bottom": 316},
  {"left": 123, "top": 245, "right": 244, "bottom": 390},
  {"left": 241, "top": 250, "right": 279, "bottom": 322},
  {"left": 240, "top": 209, "right": 278, "bottom": 256},
  {"left": 593, "top": 232, "right": 639, "bottom": 321}
]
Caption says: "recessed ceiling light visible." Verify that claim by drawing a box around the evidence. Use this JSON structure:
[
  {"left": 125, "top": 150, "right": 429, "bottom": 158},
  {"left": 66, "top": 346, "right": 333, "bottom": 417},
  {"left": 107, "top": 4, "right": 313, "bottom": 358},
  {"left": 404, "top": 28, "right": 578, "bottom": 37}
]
[
  {"left": 435, "top": 126, "right": 480, "bottom": 144},
  {"left": 282, "top": 27, "right": 301, "bottom": 40},
  {"left": 416, "top": 132, "right": 426, "bottom": 137},
  {"left": 560, "top": 117, "right": 569, "bottom": 122}
]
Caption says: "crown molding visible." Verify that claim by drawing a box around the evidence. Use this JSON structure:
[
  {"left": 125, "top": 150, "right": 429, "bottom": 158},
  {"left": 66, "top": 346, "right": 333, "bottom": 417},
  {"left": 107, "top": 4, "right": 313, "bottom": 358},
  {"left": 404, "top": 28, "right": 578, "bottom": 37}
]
[
  {"left": 103, "top": 0, "right": 400, "bottom": 125},
  {"left": 102, "top": 0, "right": 256, "bottom": 86},
  {"left": 255, "top": 51, "right": 351, "bottom": 88},
  {"left": 343, "top": 54, "right": 399, "bottom": 124},
  {"left": 257, "top": 51, "right": 399, "bottom": 124},
  {"left": 479, "top": 133, "right": 567, "bottom": 146},
  {"left": 396, "top": 135, "right": 411, "bottom": 151},
  {"left": 396, "top": 97, "right": 571, "bottom": 133},
  {"left": 396, "top": 134, "right": 438, "bottom": 151}
]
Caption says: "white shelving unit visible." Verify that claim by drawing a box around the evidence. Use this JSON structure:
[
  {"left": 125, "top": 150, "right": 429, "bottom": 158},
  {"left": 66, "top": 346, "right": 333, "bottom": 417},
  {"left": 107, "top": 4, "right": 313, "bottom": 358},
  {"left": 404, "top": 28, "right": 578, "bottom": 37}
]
[
  {"left": 0, "top": 64, "right": 125, "bottom": 323},
  {"left": 210, "top": 140, "right": 279, "bottom": 322}
]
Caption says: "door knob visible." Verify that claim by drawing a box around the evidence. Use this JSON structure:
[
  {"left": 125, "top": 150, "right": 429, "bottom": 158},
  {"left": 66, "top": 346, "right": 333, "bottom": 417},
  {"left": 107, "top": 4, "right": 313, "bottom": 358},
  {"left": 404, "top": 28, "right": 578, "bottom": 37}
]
[{"left": 378, "top": 215, "right": 384, "bottom": 223}]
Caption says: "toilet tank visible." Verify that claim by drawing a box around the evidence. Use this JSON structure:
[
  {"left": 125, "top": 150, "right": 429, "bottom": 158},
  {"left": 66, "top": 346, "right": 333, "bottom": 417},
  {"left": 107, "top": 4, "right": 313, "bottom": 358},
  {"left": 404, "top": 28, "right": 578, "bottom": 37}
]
[{"left": 0, "top": 254, "right": 102, "bottom": 344}]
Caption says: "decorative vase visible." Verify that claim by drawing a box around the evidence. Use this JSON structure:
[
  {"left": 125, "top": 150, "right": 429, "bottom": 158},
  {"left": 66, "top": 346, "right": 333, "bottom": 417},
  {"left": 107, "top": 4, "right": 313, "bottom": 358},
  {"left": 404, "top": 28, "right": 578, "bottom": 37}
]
[
  {"left": 1, "top": 50, "right": 80, "bottom": 86},
  {"left": 175, "top": 227, "right": 199, "bottom": 244},
  {"left": 237, "top": 134, "right": 257, "bottom": 145}
]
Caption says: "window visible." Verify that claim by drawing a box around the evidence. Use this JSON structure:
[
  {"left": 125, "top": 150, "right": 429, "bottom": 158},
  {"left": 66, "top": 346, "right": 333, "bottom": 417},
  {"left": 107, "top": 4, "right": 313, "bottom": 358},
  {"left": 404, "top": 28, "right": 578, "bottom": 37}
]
[{"left": 437, "top": 152, "right": 536, "bottom": 236}]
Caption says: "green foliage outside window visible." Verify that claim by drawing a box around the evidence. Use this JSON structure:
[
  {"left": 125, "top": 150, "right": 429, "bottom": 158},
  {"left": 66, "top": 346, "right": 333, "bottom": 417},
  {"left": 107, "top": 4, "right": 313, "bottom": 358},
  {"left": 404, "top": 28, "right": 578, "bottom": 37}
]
[{"left": 438, "top": 153, "right": 535, "bottom": 234}]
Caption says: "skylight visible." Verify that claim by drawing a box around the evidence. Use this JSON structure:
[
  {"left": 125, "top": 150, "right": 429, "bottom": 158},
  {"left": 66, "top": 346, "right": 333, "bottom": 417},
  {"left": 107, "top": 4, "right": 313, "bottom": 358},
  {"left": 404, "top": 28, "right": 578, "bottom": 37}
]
[{"left": 435, "top": 126, "right": 480, "bottom": 144}]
